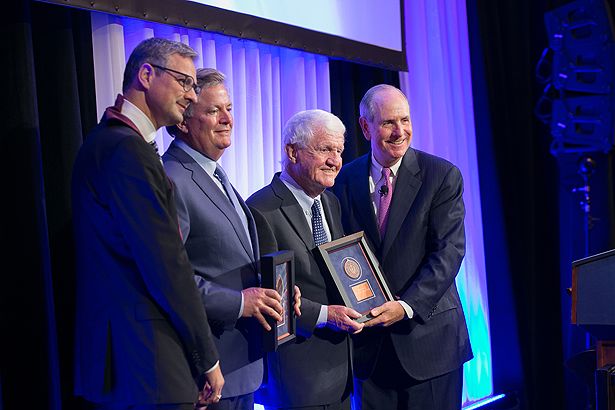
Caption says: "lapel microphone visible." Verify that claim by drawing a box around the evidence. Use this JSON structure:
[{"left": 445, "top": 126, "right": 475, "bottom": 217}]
[{"left": 378, "top": 185, "right": 389, "bottom": 197}]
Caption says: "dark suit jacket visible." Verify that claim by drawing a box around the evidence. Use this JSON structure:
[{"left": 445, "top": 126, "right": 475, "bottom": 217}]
[
  {"left": 332, "top": 148, "right": 473, "bottom": 381},
  {"left": 246, "top": 173, "right": 352, "bottom": 407},
  {"left": 71, "top": 96, "right": 218, "bottom": 404},
  {"left": 163, "top": 140, "right": 263, "bottom": 397}
]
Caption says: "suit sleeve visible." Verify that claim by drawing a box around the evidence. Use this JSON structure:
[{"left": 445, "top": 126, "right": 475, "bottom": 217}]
[
  {"left": 171, "top": 176, "right": 242, "bottom": 331},
  {"left": 107, "top": 138, "right": 219, "bottom": 378},
  {"left": 249, "top": 205, "right": 323, "bottom": 338},
  {"left": 400, "top": 165, "right": 466, "bottom": 322}
]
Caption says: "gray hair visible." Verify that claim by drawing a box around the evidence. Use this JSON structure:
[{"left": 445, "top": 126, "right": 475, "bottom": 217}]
[
  {"left": 166, "top": 68, "right": 227, "bottom": 138},
  {"left": 282, "top": 109, "right": 345, "bottom": 167},
  {"left": 359, "top": 84, "right": 408, "bottom": 122},
  {"left": 122, "top": 37, "right": 197, "bottom": 93}
]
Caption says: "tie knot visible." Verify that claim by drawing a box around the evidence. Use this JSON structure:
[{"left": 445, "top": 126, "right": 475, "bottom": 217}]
[
  {"left": 312, "top": 199, "right": 322, "bottom": 214},
  {"left": 382, "top": 167, "right": 391, "bottom": 179},
  {"left": 214, "top": 164, "right": 228, "bottom": 184}
]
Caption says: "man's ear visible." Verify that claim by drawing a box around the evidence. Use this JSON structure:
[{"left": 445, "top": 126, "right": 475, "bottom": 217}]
[
  {"left": 359, "top": 117, "right": 371, "bottom": 141},
  {"left": 285, "top": 144, "right": 298, "bottom": 164},
  {"left": 137, "top": 63, "right": 156, "bottom": 90},
  {"left": 177, "top": 120, "right": 189, "bottom": 134}
]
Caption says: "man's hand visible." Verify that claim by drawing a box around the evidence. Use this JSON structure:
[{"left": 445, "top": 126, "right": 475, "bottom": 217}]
[
  {"left": 364, "top": 301, "right": 406, "bottom": 327},
  {"left": 195, "top": 365, "right": 224, "bottom": 409},
  {"left": 293, "top": 285, "right": 302, "bottom": 317},
  {"left": 242, "top": 287, "right": 283, "bottom": 331},
  {"left": 326, "top": 305, "right": 364, "bottom": 334}
]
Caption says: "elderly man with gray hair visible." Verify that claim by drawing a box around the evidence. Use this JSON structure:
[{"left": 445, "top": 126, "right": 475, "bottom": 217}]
[{"left": 247, "top": 109, "right": 363, "bottom": 410}]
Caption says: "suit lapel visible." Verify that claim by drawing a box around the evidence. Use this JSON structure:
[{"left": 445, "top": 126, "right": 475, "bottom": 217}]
[
  {"left": 348, "top": 155, "right": 380, "bottom": 247},
  {"left": 271, "top": 175, "right": 315, "bottom": 250},
  {"left": 321, "top": 193, "right": 343, "bottom": 240},
  {"left": 167, "top": 142, "right": 256, "bottom": 263},
  {"left": 381, "top": 148, "right": 422, "bottom": 259}
]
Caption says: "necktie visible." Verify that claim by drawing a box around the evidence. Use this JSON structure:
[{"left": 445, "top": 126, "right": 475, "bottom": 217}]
[
  {"left": 378, "top": 167, "right": 393, "bottom": 238},
  {"left": 214, "top": 164, "right": 252, "bottom": 245},
  {"left": 311, "top": 199, "right": 328, "bottom": 246}
]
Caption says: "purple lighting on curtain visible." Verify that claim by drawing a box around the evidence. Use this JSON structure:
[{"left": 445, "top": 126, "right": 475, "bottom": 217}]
[
  {"left": 89, "top": 3, "right": 493, "bottom": 407},
  {"left": 90, "top": 12, "right": 330, "bottom": 198},
  {"left": 400, "top": 0, "right": 493, "bottom": 405}
]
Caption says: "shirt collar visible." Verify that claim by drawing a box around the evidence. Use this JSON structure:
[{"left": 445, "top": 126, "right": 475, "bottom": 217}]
[
  {"left": 174, "top": 139, "right": 218, "bottom": 177},
  {"left": 279, "top": 170, "right": 322, "bottom": 212},
  {"left": 121, "top": 97, "right": 158, "bottom": 144},
  {"left": 370, "top": 153, "right": 402, "bottom": 181}
]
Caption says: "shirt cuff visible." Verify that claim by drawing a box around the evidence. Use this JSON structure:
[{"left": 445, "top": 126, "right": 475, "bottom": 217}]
[
  {"left": 315, "top": 305, "right": 328, "bottom": 328},
  {"left": 238, "top": 291, "right": 244, "bottom": 319},
  {"left": 398, "top": 300, "right": 414, "bottom": 319},
  {"left": 205, "top": 360, "right": 220, "bottom": 374}
]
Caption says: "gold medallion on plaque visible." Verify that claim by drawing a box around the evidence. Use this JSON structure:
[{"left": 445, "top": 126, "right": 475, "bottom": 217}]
[{"left": 342, "top": 257, "right": 362, "bottom": 280}]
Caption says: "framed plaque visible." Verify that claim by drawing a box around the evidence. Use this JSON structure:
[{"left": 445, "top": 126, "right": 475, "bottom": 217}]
[
  {"left": 261, "top": 250, "right": 296, "bottom": 351},
  {"left": 317, "top": 231, "right": 394, "bottom": 323}
]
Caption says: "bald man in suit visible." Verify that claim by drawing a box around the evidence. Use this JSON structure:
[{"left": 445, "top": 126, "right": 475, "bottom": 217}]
[{"left": 332, "top": 84, "right": 473, "bottom": 410}]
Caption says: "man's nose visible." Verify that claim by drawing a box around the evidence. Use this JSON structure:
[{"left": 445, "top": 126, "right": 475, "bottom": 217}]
[
  {"left": 186, "top": 87, "right": 198, "bottom": 103},
  {"left": 392, "top": 121, "right": 404, "bottom": 135},
  {"left": 326, "top": 154, "right": 342, "bottom": 168},
  {"left": 219, "top": 109, "right": 232, "bottom": 123}
]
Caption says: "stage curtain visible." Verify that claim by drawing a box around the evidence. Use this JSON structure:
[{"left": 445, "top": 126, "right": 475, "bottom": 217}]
[{"left": 90, "top": 12, "right": 330, "bottom": 198}]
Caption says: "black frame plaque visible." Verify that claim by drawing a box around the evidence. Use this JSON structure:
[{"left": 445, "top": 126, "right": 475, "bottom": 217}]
[
  {"left": 317, "top": 231, "right": 394, "bottom": 323},
  {"left": 261, "top": 250, "right": 296, "bottom": 351}
]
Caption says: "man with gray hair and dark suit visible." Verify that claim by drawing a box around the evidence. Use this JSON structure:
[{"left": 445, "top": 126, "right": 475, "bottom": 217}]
[
  {"left": 164, "top": 68, "right": 300, "bottom": 410},
  {"left": 247, "top": 109, "right": 363, "bottom": 410}
]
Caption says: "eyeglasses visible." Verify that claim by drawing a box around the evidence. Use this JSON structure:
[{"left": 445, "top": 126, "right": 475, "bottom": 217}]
[{"left": 150, "top": 64, "right": 201, "bottom": 94}]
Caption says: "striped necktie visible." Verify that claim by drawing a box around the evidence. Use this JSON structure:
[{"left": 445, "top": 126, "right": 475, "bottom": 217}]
[{"left": 378, "top": 167, "right": 393, "bottom": 238}]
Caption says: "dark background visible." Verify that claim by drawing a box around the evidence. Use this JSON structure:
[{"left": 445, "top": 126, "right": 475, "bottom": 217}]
[{"left": 2, "top": 1, "right": 615, "bottom": 409}]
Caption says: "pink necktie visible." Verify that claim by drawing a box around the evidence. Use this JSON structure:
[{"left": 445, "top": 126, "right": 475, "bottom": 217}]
[{"left": 378, "top": 167, "right": 392, "bottom": 238}]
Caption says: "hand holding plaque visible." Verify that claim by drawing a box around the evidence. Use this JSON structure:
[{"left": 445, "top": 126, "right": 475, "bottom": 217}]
[
  {"left": 363, "top": 300, "right": 406, "bottom": 327},
  {"left": 316, "top": 231, "right": 394, "bottom": 323},
  {"left": 325, "top": 304, "right": 364, "bottom": 333},
  {"left": 261, "top": 250, "right": 297, "bottom": 351}
]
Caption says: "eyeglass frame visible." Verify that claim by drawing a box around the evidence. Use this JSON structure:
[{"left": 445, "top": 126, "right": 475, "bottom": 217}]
[{"left": 150, "top": 63, "right": 201, "bottom": 94}]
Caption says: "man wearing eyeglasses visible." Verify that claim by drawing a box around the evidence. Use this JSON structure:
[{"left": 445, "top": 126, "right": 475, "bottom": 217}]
[
  {"left": 72, "top": 38, "right": 223, "bottom": 410},
  {"left": 163, "top": 68, "right": 299, "bottom": 410},
  {"left": 246, "top": 110, "right": 363, "bottom": 410}
]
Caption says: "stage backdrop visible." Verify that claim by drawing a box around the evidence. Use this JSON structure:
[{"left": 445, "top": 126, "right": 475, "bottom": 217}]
[
  {"left": 87, "top": 0, "right": 493, "bottom": 406},
  {"left": 91, "top": 11, "right": 330, "bottom": 197}
]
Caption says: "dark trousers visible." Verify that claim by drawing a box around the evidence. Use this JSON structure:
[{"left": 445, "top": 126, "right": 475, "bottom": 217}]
[
  {"left": 87, "top": 403, "right": 194, "bottom": 410},
  {"left": 263, "top": 395, "right": 351, "bottom": 410},
  {"left": 207, "top": 392, "right": 254, "bottom": 410},
  {"left": 352, "top": 338, "right": 463, "bottom": 410}
]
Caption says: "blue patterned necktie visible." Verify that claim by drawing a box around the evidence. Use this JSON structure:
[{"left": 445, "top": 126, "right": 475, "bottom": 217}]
[{"left": 311, "top": 199, "right": 328, "bottom": 246}]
